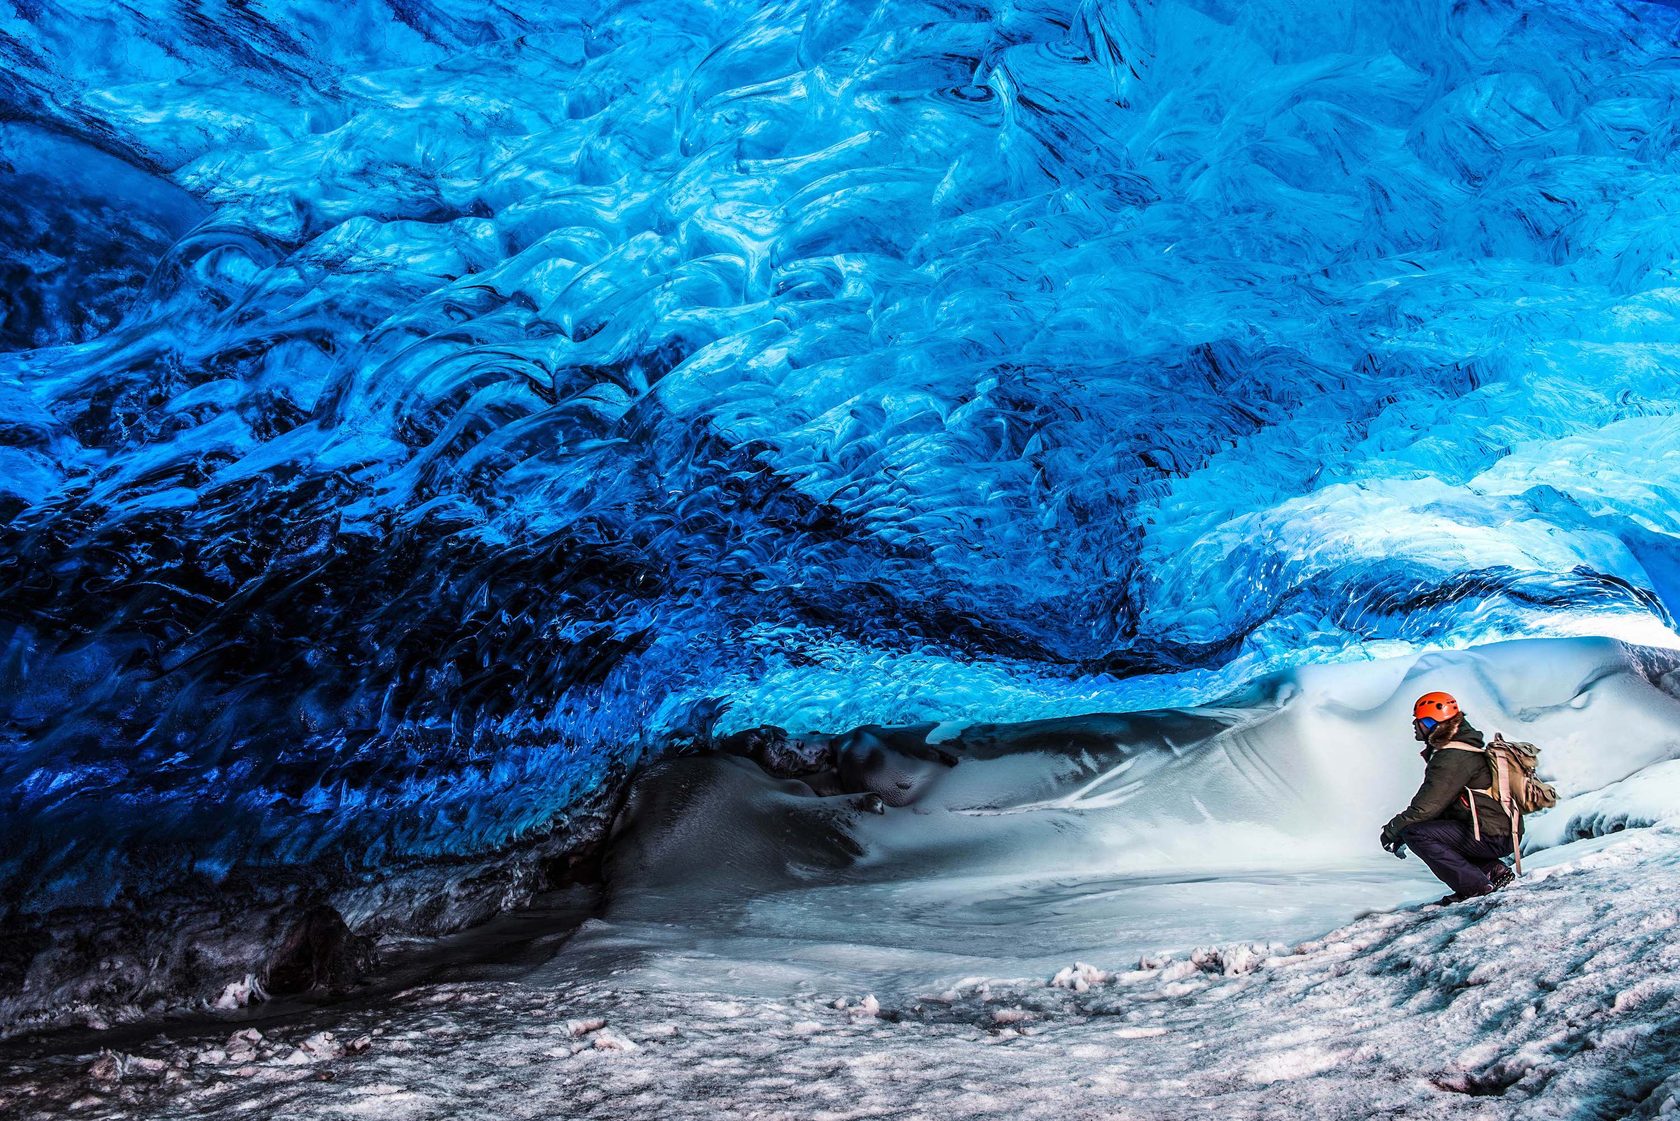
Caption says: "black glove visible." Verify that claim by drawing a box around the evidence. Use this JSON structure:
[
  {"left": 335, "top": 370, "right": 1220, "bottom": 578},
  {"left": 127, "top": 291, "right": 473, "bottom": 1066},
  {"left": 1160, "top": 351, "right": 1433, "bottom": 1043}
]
[{"left": 1380, "top": 828, "right": 1407, "bottom": 858}]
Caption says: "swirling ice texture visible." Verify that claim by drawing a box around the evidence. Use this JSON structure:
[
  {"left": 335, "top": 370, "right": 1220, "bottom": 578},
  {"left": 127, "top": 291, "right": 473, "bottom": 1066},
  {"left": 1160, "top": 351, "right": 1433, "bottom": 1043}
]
[{"left": 5, "top": 0, "right": 1680, "bottom": 910}]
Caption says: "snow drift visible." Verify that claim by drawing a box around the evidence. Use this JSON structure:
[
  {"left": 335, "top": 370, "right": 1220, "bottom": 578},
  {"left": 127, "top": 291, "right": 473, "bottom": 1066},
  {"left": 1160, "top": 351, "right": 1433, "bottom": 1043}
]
[{"left": 590, "top": 636, "right": 1680, "bottom": 994}]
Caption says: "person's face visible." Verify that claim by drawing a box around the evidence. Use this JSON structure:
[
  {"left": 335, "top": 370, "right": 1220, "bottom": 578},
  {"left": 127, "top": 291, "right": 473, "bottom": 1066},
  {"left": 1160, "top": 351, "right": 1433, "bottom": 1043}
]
[{"left": 1412, "top": 715, "right": 1441, "bottom": 742}]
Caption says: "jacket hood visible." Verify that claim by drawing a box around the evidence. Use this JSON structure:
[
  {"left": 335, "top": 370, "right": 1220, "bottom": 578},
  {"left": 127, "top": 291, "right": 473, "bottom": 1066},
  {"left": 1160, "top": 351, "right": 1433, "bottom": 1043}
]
[{"left": 1421, "top": 716, "right": 1484, "bottom": 758}]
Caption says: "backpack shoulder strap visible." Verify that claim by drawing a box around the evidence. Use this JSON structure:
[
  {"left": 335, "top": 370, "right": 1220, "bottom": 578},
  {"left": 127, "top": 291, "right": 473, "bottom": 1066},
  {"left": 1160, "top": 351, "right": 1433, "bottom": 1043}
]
[
  {"left": 1476, "top": 738, "right": 1526, "bottom": 875},
  {"left": 1435, "top": 741, "right": 1491, "bottom": 841},
  {"left": 1438, "top": 739, "right": 1527, "bottom": 874},
  {"left": 1436, "top": 741, "right": 1485, "bottom": 754}
]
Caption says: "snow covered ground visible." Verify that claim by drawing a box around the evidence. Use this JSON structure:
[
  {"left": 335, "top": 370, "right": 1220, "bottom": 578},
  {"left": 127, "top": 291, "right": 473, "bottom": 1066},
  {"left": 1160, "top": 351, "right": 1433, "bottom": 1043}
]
[
  {"left": 4, "top": 636, "right": 1679, "bottom": 1118},
  {"left": 4, "top": 827, "right": 1676, "bottom": 1120}
]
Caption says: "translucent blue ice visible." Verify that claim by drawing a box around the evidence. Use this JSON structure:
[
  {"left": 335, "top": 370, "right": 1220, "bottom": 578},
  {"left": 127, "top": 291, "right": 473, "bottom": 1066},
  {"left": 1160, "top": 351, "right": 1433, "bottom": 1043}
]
[{"left": 5, "top": 0, "right": 1680, "bottom": 910}]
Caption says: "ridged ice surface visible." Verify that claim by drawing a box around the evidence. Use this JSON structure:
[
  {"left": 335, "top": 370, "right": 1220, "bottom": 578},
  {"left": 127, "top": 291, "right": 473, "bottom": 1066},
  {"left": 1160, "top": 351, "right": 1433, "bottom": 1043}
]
[{"left": 7, "top": 0, "right": 1680, "bottom": 908}]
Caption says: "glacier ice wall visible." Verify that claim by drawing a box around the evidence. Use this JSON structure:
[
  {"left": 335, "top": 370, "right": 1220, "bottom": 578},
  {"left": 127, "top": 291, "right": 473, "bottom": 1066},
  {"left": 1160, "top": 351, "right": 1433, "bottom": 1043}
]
[{"left": 6, "top": 0, "right": 1680, "bottom": 912}]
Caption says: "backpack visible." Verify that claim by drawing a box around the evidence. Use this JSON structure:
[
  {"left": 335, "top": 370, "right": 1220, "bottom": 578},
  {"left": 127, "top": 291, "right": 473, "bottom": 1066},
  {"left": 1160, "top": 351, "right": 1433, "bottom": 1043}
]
[
  {"left": 1485, "top": 733, "right": 1560, "bottom": 816},
  {"left": 1445, "top": 733, "right": 1559, "bottom": 875}
]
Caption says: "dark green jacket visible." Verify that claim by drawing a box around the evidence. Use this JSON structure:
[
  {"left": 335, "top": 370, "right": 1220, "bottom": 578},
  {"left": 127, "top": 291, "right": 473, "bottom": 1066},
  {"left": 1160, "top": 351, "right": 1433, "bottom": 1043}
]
[{"left": 1383, "top": 722, "right": 1514, "bottom": 840}]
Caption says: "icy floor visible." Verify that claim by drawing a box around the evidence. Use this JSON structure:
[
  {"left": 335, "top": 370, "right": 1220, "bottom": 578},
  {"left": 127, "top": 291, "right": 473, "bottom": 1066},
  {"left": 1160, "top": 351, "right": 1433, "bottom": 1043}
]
[{"left": 4, "top": 828, "right": 1677, "bottom": 1120}]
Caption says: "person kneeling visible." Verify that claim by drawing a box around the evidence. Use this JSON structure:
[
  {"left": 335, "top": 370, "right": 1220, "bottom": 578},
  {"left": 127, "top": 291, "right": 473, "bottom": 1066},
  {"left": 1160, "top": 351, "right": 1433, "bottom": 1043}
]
[{"left": 1379, "top": 691, "right": 1516, "bottom": 906}]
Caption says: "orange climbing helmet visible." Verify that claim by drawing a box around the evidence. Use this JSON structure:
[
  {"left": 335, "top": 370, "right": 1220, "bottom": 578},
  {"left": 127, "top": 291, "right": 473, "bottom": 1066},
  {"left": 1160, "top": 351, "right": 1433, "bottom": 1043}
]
[{"left": 1412, "top": 691, "right": 1460, "bottom": 723}]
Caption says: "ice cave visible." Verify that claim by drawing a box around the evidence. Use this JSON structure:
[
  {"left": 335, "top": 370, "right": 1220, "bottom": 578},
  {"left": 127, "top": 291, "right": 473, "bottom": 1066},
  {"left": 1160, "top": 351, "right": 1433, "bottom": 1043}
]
[{"left": 4, "top": 0, "right": 1680, "bottom": 1116}]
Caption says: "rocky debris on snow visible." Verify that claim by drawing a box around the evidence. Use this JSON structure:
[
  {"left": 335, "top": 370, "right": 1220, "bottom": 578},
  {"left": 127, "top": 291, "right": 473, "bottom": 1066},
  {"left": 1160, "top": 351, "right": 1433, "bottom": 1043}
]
[
  {"left": 1189, "top": 943, "right": 1279, "bottom": 977},
  {"left": 214, "top": 974, "right": 266, "bottom": 1010},
  {"left": 590, "top": 1029, "right": 639, "bottom": 1053},
  {"left": 567, "top": 1018, "right": 608, "bottom": 1038},
  {"left": 1049, "top": 962, "right": 1113, "bottom": 991},
  {"left": 928, "top": 977, "right": 995, "bottom": 1004},
  {"left": 225, "top": 1028, "right": 265, "bottom": 1064},
  {"left": 541, "top": 1019, "right": 641, "bottom": 1059},
  {"left": 85, "top": 1052, "right": 121, "bottom": 1084},
  {"left": 296, "top": 1032, "right": 336, "bottom": 1061},
  {"left": 833, "top": 994, "right": 881, "bottom": 1021},
  {"left": 84, "top": 1049, "right": 172, "bottom": 1085}
]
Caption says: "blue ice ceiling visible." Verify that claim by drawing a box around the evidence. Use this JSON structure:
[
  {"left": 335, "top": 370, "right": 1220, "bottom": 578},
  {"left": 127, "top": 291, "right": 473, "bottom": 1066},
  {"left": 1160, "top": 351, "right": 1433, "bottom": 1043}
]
[{"left": 5, "top": 0, "right": 1680, "bottom": 910}]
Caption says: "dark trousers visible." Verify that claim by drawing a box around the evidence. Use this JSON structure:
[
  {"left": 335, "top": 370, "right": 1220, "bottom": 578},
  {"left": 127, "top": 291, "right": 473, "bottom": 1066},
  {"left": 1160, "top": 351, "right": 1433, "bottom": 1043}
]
[{"left": 1400, "top": 819, "right": 1512, "bottom": 896}]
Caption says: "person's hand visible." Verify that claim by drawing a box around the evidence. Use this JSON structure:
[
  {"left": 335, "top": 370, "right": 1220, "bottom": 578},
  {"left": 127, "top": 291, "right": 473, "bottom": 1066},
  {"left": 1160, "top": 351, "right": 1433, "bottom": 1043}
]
[{"left": 1380, "top": 828, "right": 1407, "bottom": 858}]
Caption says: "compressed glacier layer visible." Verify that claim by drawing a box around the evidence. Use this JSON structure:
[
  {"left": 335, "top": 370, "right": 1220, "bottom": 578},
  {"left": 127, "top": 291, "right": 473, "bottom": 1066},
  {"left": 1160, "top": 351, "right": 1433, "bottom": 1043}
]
[{"left": 7, "top": 0, "right": 1680, "bottom": 911}]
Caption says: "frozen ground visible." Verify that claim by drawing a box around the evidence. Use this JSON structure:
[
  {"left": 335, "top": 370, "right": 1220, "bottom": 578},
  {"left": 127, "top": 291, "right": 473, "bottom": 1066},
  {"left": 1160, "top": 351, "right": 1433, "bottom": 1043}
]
[
  {"left": 4, "top": 829, "right": 1677, "bottom": 1120},
  {"left": 4, "top": 636, "right": 1680, "bottom": 1118}
]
